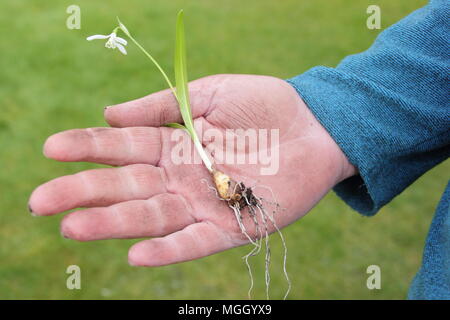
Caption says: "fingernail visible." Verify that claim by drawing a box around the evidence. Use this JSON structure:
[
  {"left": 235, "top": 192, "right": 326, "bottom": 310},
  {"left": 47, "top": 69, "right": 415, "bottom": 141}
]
[
  {"left": 128, "top": 261, "right": 137, "bottom": 267},
  {"left": 28, "top": 204, "right": 37, "bottom": 216}
]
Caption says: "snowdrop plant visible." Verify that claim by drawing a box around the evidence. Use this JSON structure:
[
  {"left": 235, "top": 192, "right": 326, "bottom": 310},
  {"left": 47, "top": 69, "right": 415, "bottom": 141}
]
[{"left": 86, "top": 10, "right": 290, "bottom": 300}]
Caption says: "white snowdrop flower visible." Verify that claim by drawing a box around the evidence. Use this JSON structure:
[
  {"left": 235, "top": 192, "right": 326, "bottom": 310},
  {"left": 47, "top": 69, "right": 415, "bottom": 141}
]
[{"left": 86, "top": 32, "right": 128, "bottom": 55}]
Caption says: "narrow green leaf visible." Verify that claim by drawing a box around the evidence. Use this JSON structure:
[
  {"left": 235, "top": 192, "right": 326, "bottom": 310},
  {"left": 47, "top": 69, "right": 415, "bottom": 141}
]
[
  {"left": 174, "top": 10, "right": 195, "bottom": 137},
  {"left": 172, "top": 10, "right": 213, "bottom": 172},
  {"left": 164, "top": 122, "right": 187, "bottom": 130}
]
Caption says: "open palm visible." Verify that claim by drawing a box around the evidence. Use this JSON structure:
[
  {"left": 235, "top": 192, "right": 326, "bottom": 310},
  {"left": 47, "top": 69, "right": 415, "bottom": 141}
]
[{"left": 29, "top": 74, "right": 354, "bottom": 266}]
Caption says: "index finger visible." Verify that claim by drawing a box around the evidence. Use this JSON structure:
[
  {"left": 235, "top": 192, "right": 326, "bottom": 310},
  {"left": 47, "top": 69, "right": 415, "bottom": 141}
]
[{"left": 104, "top": 75, "right": 221, "bottom": 128}]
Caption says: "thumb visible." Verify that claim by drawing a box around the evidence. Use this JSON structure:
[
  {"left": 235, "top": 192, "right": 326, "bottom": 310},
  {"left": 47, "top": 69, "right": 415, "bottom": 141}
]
[{"left": 104, "top": 75, "right": 221, "bottom": 128}]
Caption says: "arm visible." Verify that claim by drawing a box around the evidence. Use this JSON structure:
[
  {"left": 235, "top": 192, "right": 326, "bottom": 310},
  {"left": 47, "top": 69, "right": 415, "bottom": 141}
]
[{"left": 287, "top": 0, "right": 450, "bottom": 215}]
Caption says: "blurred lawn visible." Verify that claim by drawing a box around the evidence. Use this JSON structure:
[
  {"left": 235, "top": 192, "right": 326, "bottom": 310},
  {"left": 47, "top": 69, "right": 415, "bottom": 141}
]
[{"left": 1, "top": 0, "right": 447, "bottom": 299}]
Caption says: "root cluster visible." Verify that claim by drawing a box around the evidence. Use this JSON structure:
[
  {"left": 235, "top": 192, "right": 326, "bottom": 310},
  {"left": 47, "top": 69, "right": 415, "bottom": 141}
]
[{"left": 210, "top": 169, "right": 291, "bottom": 300}]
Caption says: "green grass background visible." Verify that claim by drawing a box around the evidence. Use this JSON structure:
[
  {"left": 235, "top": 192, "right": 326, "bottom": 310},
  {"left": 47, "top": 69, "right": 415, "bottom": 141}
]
[{"left": 1, "top": 0, "right": 447, "bottom": 299}]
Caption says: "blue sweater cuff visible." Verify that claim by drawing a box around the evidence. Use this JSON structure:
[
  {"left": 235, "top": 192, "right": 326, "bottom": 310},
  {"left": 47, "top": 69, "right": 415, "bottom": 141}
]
[
  {"left": 285, "top": 1, "right": 449, "bottom": 216},
  {"left": 287, "top": 73, "right": 381, "bottom": 216},
  {"left": 287, "top": 65, "right": 449, "bottom": 216}
]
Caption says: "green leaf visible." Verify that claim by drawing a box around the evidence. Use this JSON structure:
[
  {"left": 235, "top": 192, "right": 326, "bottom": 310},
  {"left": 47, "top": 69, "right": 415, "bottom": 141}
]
[
  {"left": 172, "top": 10, "right": 213, "bottom": 172},
  {"left": 174, "top": 10, "right": 195, "bottom": 137},
  {"left": 164, "top": 122, "right": 187, "bottom": 130}
]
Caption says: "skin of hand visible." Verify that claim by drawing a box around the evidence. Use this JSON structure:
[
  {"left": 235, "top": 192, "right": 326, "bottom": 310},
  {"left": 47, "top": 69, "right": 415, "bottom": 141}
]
[{"left": 29, "top": 74, "right": 356, "bottom": 267}]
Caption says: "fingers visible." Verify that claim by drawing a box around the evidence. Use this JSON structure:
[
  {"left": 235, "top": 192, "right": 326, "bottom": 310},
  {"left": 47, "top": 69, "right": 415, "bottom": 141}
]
[
  {"left": 44, "top": 127, "right": 161, "bottom": 166},
  {"left": 61, "top": 193, "right": 196, "bottom": 241},
  {"left": 29, "top": 164, "right": 167, "bottom": 216},
  {"left": 104, "top": 75, "right": 222, "bottom": 127},
  {"left": 128, "top": 221, "right": 235, "bottom": 267}
]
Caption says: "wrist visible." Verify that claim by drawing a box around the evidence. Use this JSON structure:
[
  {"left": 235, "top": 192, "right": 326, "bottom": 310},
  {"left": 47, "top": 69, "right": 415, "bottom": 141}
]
[{"left": 337, "top": 152, "right": 358, "bottom": 183}]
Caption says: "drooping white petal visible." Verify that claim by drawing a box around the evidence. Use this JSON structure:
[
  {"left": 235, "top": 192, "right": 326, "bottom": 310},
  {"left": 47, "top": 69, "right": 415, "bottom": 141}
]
[
  {"left": 115, "top": 36, "right": 128, "bottom": 46},
  {"left": 86, "top": 34, "right": 111, "bottom": 41},
  {"left": 115, "top": 43, "right": 127, "bottom": 55}
]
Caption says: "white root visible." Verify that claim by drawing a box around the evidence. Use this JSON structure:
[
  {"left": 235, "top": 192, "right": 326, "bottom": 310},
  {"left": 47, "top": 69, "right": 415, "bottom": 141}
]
[
  {"left": 242, "top": 195, "right": 263, "bottom": 299},
  {"left": 256, "top": 203, "right": 271, "bottom": 300},
  {"left": 200, "top": 178, "right": 221, "bottom": 199},
  {"left": 229, "top": 203, "right": 261, "bottom": 300},
  {"left": 257, "top": 203, "right": 291, "bottom": 300},
  {"left": 229, "top": 204, "right": 259, "bottom": 247},
  {"left": 242, "top": 236, "right": 261, "bottom": 299},
  {"left": 207, "top": 170, "right": 290, "bottom": 300},
  {"left": 254, "top": 184, "right": 291, "bottom": 300}
]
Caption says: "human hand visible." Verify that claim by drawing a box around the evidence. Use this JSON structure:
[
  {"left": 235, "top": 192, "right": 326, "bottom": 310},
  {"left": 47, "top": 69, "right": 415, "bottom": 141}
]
[{"left": 29, "top": 74, "right": 356, "bottom": 266}]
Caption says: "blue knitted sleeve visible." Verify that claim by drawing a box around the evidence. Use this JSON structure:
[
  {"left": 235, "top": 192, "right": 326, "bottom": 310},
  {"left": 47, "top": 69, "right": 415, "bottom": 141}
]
[{"left": 286, "top": 0, "right": 450, "bottom": 216}]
